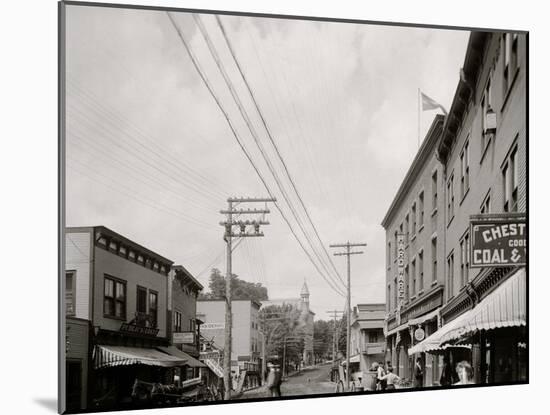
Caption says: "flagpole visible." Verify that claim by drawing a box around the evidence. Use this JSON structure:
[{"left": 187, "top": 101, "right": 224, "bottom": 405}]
[{"left": 417, "top": 88, "right": 421, "bottom": 148}]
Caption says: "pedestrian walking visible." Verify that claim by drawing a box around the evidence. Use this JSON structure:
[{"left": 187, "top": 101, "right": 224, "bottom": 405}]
[
  {"left": 379, "top": 367, "right": 401, "bottom": 390},
  {"left": 266, "top": 363, "right": 283, "bottom": 397},
  {"left": 454, "top": 361, "right": 475, "bottom": 385},
  {"left": 413, "top": 357, "right": 424, "bottom": 388}
]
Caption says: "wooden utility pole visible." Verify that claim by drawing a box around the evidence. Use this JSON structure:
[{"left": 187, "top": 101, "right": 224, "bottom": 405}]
[
  {"left": 326, "top": 310, "right": 344, "bottom": 364},
  {"left": 329, "top": 242, "right": 367, "bottom": 392},
  {"left": 221, "top": 197, "right": 275, "bottom": 400}
]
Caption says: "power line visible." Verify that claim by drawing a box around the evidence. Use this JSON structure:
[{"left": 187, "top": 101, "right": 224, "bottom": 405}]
[
  {"left": 194, "top": 14, "right": 345, "bottom": 293},
  {"left": 215, "top": 15, "right": 345, "bottom": 287},
  {"left": 166, "top": 12, "right": 345, "bottom": 298}
]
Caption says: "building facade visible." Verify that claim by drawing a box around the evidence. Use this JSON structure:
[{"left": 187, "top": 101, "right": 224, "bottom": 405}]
[
  {"left": 197, "top": 299, "right": 262, "bottom": 374},
  {"left": 65, "top": 226, "right": 193, "bottom": 410},
  {"left": 349, "top": 303, "right": 386, "bottom": 383},
  {"left": 381, "top": 115, "right": 446, "bottom": 385},
  {"left": 382, "top": 31, "right": 527, "bottom": 387}
]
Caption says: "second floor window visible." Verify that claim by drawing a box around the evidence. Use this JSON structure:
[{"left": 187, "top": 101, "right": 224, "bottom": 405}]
[
  {"left": 394, "top": 277, "right": 398, "bottom": 310},
  {"left": 404, "top": 265, "right": 410, "bottom": 301},
  {"left": 481, "top": 75, "right": 493, "bottom": 150},
  {"left": 481, "top": 192, "right": 491, "bottom": 214},
  {"left": 447, "top": 174, "right": 455, "bottom": 221},
  {"left": 104, "top": 276, "right": 126, "bottom": 319},
  {"left": 405, "top": 214, "right": 410, "bottom": 243},
  {"left": 368, "top": 332, "right": 378, "bottom": 343},
  {"left": 66, "top": 271, "right": 75, "bottom": 316},
  {"left": 418, "top": 250, "right": 424, "bottom": 292},
  {"left": 460, "top": 232, "right": 471, "bottom": 287},
  {"left": 432, "top": 171, "right": 438, "bottom": 211},
  {"left": 460, "top": 140, "right": 470, "bottom": 198},
  {"left": 431, "top": 237, "right": 438, "bottom": 282},
  {"left": 411, "top": 258, "right": 416, "bottom": 297},
  {"left": 447, "top": 253, "right": 455, "bottom": 300},
  {"left": 136, "top": 286, "right": 147, "bottom": 314},
  {"left": 411, "top": 203, "right": 417, "bottom": 235},
  {"left": 149, "top": 291, "right": 158, "bottom": 328},
  {"left": 419, "top": 192, "right": 425, "bottom": 228},
  {"left": 174, "top": 311, "right": 182, "bottom": 332},
  {"left": 503, "top": 145, "right": 519, "bottom": 213}
]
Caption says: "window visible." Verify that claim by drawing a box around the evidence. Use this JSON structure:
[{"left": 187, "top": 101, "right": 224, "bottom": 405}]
[
  {"left": 394, "top": 231, "right": 398, "bottom": 258},
  {"left": 481, "top": 192, "right": 491, "bottom": 214},
  {"left": 418, "top": 250, "right": 424, "bottom": 292},
  {"left": 411, "top": 258, "right": 416, "bottom": 297},
  {"left": 368, "top": 332, "right": 378, "bottom": 343},
  {"left": 136, "top": 286, "right": 147, "bottom": 314},
  {"left": 149, "top": 291, "right": 158, "bottom": 328},
  {"left": 405, "top": 214, "right": 410, "bottom": 243},
  {"left": 108, "top": 240, "right": 117, "bottom": 252},
  {"left": 503, "top": 145, "right": 519, "bottom": 212},
  {"left": 404, "top": 265, "right": 410, "bottom": 301},
  {"left": 394, "top": 277, "right": 398, "bottom": 310},
  {"left": 460, "top": 232, "right": 471, "bottom": 286},
  {"left": 481, "top": 74, "right": 493, "bottom": 150},
  {"left": 503, "top": 33, "right": 519, "bottom": 96},
  {"left": 460, "top": 140, "right": 470, "bottom": 198},
  {"left": 447, "top": 174, "right": 455, "bottom": 221},
  {"left": 419, "top": 192, "right": 425, "bottom": 228},
  {"left": 66, "top": 271, "right": 76, "bottom": 316},
  {"left": 387, "top": 285, "right": 391, "bottom": 311},
  {"left": 128, "top": 250, "right": 136, "bottom": 260},
  {"left": 447, "top": 253, "right": 455, "bottom": 300},
  {"left": 174, "top": 311, "right": 182, "bottom": 332},
  {"left": 189, "top": 318, "right": 196, "bottom": 332},
  {"left": 431, "top": 237, "right": 437, "bottom": 282},
  {"left": 411, "top": 203, "right": 417, "bottom": 236},
  {"left": 387, "top": 242, "right": 391, "bottom": 268},
  {"left": 432, "top": 171, "right": 438, "bottom": 211},
  {"left": 104, "top": 276, "right": 126, "bottom": 319}
]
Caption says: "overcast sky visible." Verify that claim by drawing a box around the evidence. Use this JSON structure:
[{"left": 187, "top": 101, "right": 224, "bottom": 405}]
[{"left": 65, "top": 4, "right": 469, "bottom": 317}]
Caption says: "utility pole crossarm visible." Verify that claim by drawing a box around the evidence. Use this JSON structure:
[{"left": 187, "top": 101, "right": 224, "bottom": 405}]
[
  {"left": 220, "top": 209, "right": 271, "bottom": 215},
  {"left": 334, "top": 251, "right": 364, "bottom": 256},
  {"left": 227, "top": 197, "right": 277, "bottom": 203},
  {"left": 329, "top": 243, "right": 367, "bottom": 248}
]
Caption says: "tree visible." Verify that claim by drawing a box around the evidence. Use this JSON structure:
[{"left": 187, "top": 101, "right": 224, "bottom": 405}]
[
  {"left": 313, "top": 319, "right": 332, "bottom": 361},
  {"left": 260, "top": 304, "right": 305, "bottom": 371},
  {"left": 198, "top": 268, "right": 268, "bottom": 302}
]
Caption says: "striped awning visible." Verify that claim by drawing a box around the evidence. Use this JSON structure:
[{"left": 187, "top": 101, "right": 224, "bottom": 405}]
[
  {"left": 439, "top": 268, "right": 526, "bottom": 345},
  {"left": 156, "top": 346, "right": 207, "bottom": 368},
  {"left": 409, "top": 267, "right": 526, "bottom": 355},
  {"left": 93, "top": 345, "right": 187, "bottom": 369}
]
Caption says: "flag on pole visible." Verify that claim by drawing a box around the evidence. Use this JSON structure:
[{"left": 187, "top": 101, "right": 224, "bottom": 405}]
[{"left": 420, "top": 92, "right": 448, "bottom": 115}]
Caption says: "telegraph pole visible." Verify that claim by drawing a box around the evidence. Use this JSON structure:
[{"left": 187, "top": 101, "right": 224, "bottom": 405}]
[
  {"left": 329, "top": 242, "right": 366, "bottom": 391},
  {"left": 326, "top": 310, "right": 344, "bottom": 364},
  {"left": 221, "top": 197, "right": 275, "bottom": 400}
]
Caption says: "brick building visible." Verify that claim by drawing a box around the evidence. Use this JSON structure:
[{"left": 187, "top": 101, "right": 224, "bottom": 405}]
[{"left": 382, "top": 31, "right": 527, "bottom": 386}]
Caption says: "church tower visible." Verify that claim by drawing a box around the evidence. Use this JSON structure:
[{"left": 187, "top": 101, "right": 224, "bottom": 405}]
[{"left": 300, "top": 280, "right": 310, "bottom": 312}]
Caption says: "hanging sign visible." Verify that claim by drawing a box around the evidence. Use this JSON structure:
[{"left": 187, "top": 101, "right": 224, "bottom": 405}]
[
  {"left": 396, "top": 233, "right": 406, "bottom": 325},
  {"left": 470, "top": 215, "right": 526, "bottom": 268}
]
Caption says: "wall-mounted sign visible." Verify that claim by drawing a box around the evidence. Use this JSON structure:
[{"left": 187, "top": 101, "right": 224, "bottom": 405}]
[
  {"left": 120, "top": 323, "right": 159, "bottom": 337},
  {"left": 173, "top": 331, "right": 195, "bottom": 344},
  {"left": 470, "top": 215, "right": 527, "bottom": 268},
  {"left": 201, "top": 322, "right": 225, "bottom": 330},
  {"left": 414, "top": 327, "right": 425, "bottom": 342},
  {"left": 396, "top": 233, "right": 406, "bottom": 325}
]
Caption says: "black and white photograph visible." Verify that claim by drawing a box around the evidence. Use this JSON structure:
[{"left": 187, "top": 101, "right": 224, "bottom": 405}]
[{"left": 58, "top": 1, "right": 527, "bottom": 413}]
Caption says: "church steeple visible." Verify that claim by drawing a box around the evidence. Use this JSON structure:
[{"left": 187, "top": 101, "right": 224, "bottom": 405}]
[{"left": 300, "top": 280, "right": 310, "bottom": 310}]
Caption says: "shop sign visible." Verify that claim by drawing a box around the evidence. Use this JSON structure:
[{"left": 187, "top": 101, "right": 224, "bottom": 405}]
[
  {"left": 201, "top": 322, "right": 225, "bottom": 330},
  {"left": 396, "top": 233, "right": 406, "bottom": 324},
  {"left": 120, "top": 323, "right": 159, "bottom": 337},
  {"left": 414, "top": 327, "right": 425, "bottom": 342},
  {"left": 470, "top": 215, "right": 527, "bottom": 268},
  {"left": 173, "top": 331, "right": 195, "bottom": 344}
]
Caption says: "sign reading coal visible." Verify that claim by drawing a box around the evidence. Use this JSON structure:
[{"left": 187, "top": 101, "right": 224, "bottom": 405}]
[{"left": 470, "top": 216, "right": 526, "bottom": 268}]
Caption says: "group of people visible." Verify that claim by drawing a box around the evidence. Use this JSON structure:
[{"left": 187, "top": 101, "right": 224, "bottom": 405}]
[
  {"left": 373, "top": 361, "right": 401, "bottom": 390},
  {"left": 373, "top": 357, "right": 475, "bottom": 390}
]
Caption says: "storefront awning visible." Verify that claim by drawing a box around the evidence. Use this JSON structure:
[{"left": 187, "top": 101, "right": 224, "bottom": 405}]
[
  {"left": 409, "top": 268, "right": 526, "bottom": 355},
  {"left": 94, "top": 345, "right": 187, "bottom": 369},
  {"left": 157, "top": 346, "right": 207, "bottom": 368},
  {"left": 408, "top": 308, "right": 440, "bottom": 327},
  {"left": 439, "top": 268, "right": 526, "bottom": 345}
]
